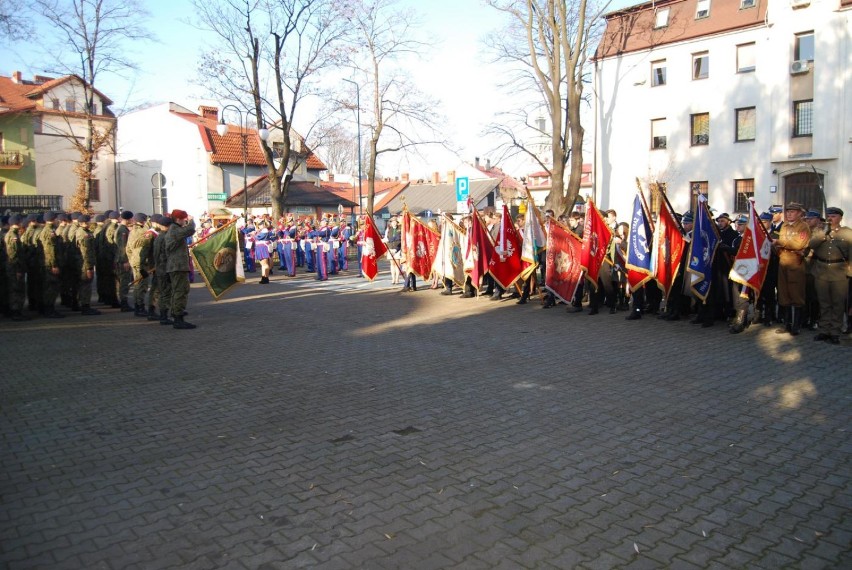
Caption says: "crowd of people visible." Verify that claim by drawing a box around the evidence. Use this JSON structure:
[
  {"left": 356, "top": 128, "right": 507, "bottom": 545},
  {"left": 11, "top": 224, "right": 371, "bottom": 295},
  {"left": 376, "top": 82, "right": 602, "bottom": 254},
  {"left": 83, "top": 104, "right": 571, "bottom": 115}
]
[{"left": 1, "top": 209, "right": 197, "bottom": 329}]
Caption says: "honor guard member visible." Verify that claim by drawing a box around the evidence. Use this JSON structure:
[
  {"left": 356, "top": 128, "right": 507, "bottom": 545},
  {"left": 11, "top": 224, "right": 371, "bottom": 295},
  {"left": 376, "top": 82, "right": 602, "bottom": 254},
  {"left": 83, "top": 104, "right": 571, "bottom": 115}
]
[
  {"left": 774, "top": 202, "right": 810, "bottom": 335},
  {"left": 114, "top": 210, "right": 134, "bottom": 311},
  {"left": 92, "top": 213, "right": 109, "bottom": 304},
  {"left": 809, "top": 207, "right": 851, "bottom": 344},
  {"left": 127, "top": 212, "right": 150, "bottom": 316},
  {"left": 164, "top": 209, "right": 197, "bottom": 329},
  {"left": 22, "top": 213, "right": 43, "bottom": 314},
  {"left": 4, "top": 214, "right": 30, "bottom": 321},
  {"left": 142, "top": 215, "right": 161, "bottom": 320},
  {"left": 102, "top": 211, "right": 121, "bottom": 307},
  {"left": 802, "top": 210, "right": 823, "bottom": 330},
  {"left": 38, "top": 211, "right": 64, "bottom": 318},
  {"left": 769, "top": 205, "right": 784, "bottom": 233},
  {"left": 152, "top": 214, "right": 174, "bottom": 325},
  {"left": 74, "top": 214, "right": 101, "bottom": 315},
  {"left": 729, "top": 215, "right": 751, "bottom": 334},
  {"left": 55, "top": 213, "right": 74, "bottom": 309}
]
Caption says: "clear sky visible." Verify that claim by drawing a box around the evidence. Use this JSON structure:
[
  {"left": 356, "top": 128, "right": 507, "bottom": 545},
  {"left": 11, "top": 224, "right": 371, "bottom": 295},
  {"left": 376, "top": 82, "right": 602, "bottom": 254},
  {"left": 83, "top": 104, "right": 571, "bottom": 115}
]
[{"left": 2, "top": 0, "right": 636, "bottom": 179}]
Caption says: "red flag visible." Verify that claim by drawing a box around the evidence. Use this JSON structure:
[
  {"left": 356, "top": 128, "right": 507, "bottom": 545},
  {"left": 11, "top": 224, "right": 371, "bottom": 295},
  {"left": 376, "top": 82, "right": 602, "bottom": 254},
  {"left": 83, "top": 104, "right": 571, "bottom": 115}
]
[
  {"left": 465, "top": 207, "right": 496, "bottom": 292},
  {"left": 652, "top": 200, "right": 686, "bottom": 298},
  {"left": 360, "top": 215, "right": 388, "bottom": 281},
  {"left": 580, "top": 199, "right": 613, "bottom": 288},
  {"left": 402, "top": 211, "right": 440, "bottom": 280},
  {"left": 489, "top": 205, "right": 524, "bottom": 289},
  {"left": 545, "top": 219, "right": 584, "bottom": 303},
  {"left": 729, "top": 198, "right": 771, "bottom": 297}
]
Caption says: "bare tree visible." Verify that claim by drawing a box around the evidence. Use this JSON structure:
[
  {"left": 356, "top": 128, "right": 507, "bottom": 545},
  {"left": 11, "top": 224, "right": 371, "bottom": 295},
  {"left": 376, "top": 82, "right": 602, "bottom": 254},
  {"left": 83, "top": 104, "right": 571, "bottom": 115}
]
[
  {"left": 31, "top": 0, "right": 151, "bottom": 211},
  {"left": 312, "top": 123, "right": 357, "bottom": 176},
  {"left": 346, "top": 0, "right": 446, "bottom": 215},
  {"left": 1, "top": 0, "right": 32, "bottom": 39},
  {"left": 193, "top": 0, "right": 350, "bottom": 219},
  {"left": 485, "top": 0, "right": 607, "bottom": 215}
]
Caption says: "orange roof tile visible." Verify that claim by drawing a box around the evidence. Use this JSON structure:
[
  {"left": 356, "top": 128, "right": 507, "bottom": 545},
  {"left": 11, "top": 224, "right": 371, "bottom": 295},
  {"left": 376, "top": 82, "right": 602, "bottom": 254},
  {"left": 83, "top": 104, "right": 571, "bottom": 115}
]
[{"left": 0, "top": 73, "right": 114, "bottom": 115}]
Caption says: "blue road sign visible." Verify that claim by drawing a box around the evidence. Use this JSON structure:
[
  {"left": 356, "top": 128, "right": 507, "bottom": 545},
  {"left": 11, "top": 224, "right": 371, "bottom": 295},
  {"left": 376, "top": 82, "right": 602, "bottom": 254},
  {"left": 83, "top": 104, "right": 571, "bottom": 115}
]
[{"left": 455, "top": 177, "right": 470, "bottom": 202}]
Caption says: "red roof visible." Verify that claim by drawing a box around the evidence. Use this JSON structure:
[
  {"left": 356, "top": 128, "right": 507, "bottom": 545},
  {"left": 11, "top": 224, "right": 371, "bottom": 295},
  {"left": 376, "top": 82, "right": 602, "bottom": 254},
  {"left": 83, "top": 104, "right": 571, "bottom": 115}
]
[
  {"left": 373, "top": 180, "right": 412, "bottom": 211},
  {"left": 0, "top": 73, "right": 113, "bottom": 115}
]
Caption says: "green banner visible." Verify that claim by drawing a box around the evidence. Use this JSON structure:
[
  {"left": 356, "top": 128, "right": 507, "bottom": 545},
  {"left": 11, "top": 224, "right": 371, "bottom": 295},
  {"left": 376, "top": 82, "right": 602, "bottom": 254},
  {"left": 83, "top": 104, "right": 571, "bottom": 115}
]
[{"left": 190, "top": 223, "right": 244, "bottom": 300}]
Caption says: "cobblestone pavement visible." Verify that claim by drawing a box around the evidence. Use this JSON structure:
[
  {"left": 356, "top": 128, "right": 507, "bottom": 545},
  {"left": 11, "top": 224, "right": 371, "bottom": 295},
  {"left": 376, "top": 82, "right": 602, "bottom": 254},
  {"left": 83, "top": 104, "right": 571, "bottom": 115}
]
[{"left": 1, "top": 265, "right": 850, "bottom": 569}]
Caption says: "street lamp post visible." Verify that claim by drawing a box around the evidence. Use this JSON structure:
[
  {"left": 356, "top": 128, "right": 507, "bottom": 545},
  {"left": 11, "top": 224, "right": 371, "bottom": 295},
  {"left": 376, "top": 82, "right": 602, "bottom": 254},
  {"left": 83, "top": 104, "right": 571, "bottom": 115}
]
[
  {"left": 216, "top": 104, "right": 269, "bottom": 223},
  {"left": 342, "top": 78, "right": 362, "bottom": 221}
]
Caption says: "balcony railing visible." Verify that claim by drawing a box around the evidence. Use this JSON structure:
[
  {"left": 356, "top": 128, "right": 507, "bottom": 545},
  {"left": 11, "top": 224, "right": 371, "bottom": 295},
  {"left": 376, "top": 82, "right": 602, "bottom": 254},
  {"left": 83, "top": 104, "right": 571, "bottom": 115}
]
[
  {"left": 0, "top": 151, "right": 24, "bottom": 169},
  {"left": 0, "top": 195, "right": 63, "bottom": 212}
]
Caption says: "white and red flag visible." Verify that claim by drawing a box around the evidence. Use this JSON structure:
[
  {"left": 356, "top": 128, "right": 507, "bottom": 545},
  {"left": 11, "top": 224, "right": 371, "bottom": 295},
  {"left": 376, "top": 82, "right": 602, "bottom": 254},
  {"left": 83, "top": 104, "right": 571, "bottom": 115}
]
[
  {"left": 545, "top": 219, "right": 584, "bottom": 304},
  {"left": 360, "top": 215, "right": 388, "bottom": 281},
  {"left": 488, "top": 204, "right": 524, "bottom": 289},
  {"left": 432, "top": 214, "right": 465, "bottom": 286},
  {"left": 729, "top": 198, "right": 772, "bottom": 297},
  {"left": 402, "top": 210, "right": 440, "bottom": 280},
  {"left": 580, "top": 198, "right": 613, "bottom": 289},
  {"left": 465, "top": 205, "right": 496, "bottom": 292}
]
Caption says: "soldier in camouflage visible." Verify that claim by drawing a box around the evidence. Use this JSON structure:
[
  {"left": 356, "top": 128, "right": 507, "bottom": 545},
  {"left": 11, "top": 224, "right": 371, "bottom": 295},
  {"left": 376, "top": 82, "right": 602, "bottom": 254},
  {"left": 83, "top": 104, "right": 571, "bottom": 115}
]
[
  {"left": 164, "top": 209, "right": 196, "bottom": 329},
  {"left": 74, "top": 214, "right": 101, "bottom": 316},
  {"left": 3, "top": 214, "right": 29, "bottom": 321},
  {"left": 38, "top": 211, "right": 65, "bottom": 318},
  {"left": 114, "top": 210, "right": 134, "bottom": 311}
]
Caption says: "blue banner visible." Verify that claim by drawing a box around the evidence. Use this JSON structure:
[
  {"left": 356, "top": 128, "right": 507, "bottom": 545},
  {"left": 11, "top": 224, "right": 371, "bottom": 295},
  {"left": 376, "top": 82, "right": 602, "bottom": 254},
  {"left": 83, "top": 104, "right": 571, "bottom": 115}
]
[
  {"left": 687, "top": 195, "right": 720, "bottom": 301},
  {"left": 625, "top": 193, "right": 653, "bottom": 279}
]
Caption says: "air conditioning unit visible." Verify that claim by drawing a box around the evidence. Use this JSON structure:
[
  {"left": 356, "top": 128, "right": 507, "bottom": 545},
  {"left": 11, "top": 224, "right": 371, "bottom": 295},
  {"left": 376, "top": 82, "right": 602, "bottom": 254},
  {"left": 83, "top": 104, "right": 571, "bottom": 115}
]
[{"left": 790, "top": 60, "right": 810, "bottom": 74}]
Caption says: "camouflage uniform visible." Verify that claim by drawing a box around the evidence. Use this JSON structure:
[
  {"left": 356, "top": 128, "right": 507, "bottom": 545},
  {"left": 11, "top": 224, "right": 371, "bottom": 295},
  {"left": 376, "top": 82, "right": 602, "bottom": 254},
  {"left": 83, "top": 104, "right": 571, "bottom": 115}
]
[
  {"left": 165, "top": 217, "right": 196, "bottom": 329},
  {"left": 38, "top": 216, "right": 64, "bottom": 317},
  {"left": 0, "top": 222, "right": 8, "bottom": 317},
  {"left": 126, "top": 220, "right": 146, "bottom": 314},
  {"left": 75, "top": 218, "right": 100, "bottom": 315},
  {"left": 3, "top": 220, "right": 28, "bottom": 320},
  {"left": 152, "top": 220, "right": 173, "bottom": 324},
  {"left": 21, "top": 218, "right": 43, "bottom": 313},
  {"left": 114, "top": 219, "right": 133, "bottom": 310},
  {"left": 102, "top": 218, "right": 120, "bottom": 306}
]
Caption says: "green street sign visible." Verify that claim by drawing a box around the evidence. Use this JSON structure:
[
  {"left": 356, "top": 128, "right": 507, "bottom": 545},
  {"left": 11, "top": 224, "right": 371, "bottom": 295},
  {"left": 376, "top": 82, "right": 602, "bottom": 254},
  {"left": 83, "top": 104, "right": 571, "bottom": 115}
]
[{"left": 207, "top": 193, "right": 227, "bottom": 200}]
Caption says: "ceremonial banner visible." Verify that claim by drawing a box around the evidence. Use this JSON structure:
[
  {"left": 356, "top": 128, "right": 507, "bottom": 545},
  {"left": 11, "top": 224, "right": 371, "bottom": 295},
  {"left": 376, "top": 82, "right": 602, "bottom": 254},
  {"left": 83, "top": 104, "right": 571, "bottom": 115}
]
[
  {"left": 520, "top": 189, "right": 546, "bottom": 280},
  {"left": 402, "top": 210, "right": 440, "bottom": 280},
  {"left": 432, "top": 215, "right": 466, "bottom": 286},
  {"left": 729, "top": 198, "right": 771, "bottom": 298},
  {"left": 545, "top": 219, "right": 584, "bottom": 304},
  {"left": 465, "top": 206, "right": 496, "bottom": 292},
  {"left": 651, "top": 199, "right": 686, "bottom": 298},
  {"left": 190, "top": 221, "right": 245, "bottom": 300},
  {"left": 687, "top": 195, "right": 721, "bottom": 301},
  {"left": 360, "top": 215, "right": 388, "bottom": 281},
  {"left": 625, "top": 193, "right": 654, "bottom": 289},
  {"left": 580, "top": 199, "right": 613, "bottom": 289},
  {"left": 489, "top": 204, "right": 524, "bottom": 289}
]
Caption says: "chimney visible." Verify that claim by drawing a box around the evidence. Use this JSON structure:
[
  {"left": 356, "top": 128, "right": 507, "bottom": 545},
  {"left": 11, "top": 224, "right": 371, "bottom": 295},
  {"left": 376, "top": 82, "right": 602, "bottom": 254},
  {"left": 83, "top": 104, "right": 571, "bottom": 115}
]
[
  {"left": 401, "top": 172, "right": 409, "bottom": 182},
  {"left": 486, "top": 158, "right": 491, "bottom": 171},
  {"left": 199, "top": 105, "right": 219, "bottom": 121},
  {"left": 447, "top": 170, "right": 456, "bottom": 186},
  {"left": 432, "top": 171, "right": 439, "bottom": 185},
  {"left": 11, "top": 71, "right": 22, "bottom": 84},
  {"left": 328, "top": 173, "right": 334, "bottom": 182}
]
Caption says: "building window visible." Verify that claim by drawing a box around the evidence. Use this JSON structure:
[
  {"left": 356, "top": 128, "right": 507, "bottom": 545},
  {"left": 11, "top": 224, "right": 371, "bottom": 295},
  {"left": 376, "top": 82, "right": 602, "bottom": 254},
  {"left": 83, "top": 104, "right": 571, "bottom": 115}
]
[
  {"left": 737, "top": 43, "right": 755, "bottom": 73},
  {"left": 654, "top": 7, "right": 670, "bottom": 28},
  {"left": 51, "top": 98, "right": 60, "bottom": 110},
  {"left": 65, "top": 99, "right": 76, "bottom": 113},
  {"left": 690, "top": 181, "right": 708, "bottom": 213},
  {"left": 735, "top": 107, "right": 756, "bottom": 142},
  {"left": 696, "top": 0, "right": 711, "bottom": 19},
  {"left": 793, "top": 100, "right": 813, "bottom": 137},
  {"left": 651, "top": 60, "right": 667, "bottom": 86},
  {"left": 691, "top": 113, "right": 710, "bottom": 146},
  {"left": 88, "top": 179, "right": 101, "bottom": 202},
  {"left": 735, "top": 179, "right": 754, "bottom": 212},
  {"left": 692, "top": 52, "right": 709, "bottom": 80},
  {"left": 794, "top": 32, "right": 814, "bottom": 62},
  {"left": 651, "top": 118, "right": 667, "bottom": 149},
  {"left": 740, "top": 0, "right": 756, "bottom": 8}
]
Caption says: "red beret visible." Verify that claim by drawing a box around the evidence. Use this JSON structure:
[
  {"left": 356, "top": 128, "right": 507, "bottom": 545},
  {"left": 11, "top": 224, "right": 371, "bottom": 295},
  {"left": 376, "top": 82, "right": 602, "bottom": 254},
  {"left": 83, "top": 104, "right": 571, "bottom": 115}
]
[{"left": 170, "top": 209, "right": 188, "bottom": 221}]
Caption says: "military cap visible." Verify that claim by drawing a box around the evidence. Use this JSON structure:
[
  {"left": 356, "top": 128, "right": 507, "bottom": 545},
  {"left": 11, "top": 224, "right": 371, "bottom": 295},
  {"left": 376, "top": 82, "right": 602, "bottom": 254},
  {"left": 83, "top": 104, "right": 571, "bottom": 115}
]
[
  {"left": 8, "top": 214, "right": 23, "bottom": 225},
  {"left": 785, "top": 201, "right": 806, "bottom": 212},
  {"left": 769, "top": 205, "right": 783, "bottom": 213},
  {"left": 825, "top": 207, "right": 844, "bottom": 217},
  {"left": 804, "top": 210, "right": 821, "bottom": 219},
  {"left": 0, "top": 215, "right": 9, "bottom": 225},
  {"left": 108, "top": 211, "right": 120, "bottom": 220},
  {"left": 149, "top": 214, "right": 162, "bottom": 225},
  {"left": 78, "top": 214, "right": 91, "bottom": 223},
  {"left": 160, "top": 216, "right": 173, "bottom": 226},
  {"left": 25, "top": 213, "right": 38, "bottom": 224},
  {"left": 36, "top": 213, "right": 45, "bottom": 224},
  {"left": 133, "top": 212, "right": 148, "bottom": 223},
  {"left": 70, "top": 212, "right": 82, "bottom": 221},
  {"left": 44, "top": 211, "right": 57, "bottom": 222},
  {"left": 735, "top": 215, "right": 748, "bottom": 224},
  {"left": 57, "top": 213, "right": 69, "bottom": 222},
  {"left": 120, "top": 210, "right": 134, "bottom": 220},
  {"left": 682, "top": 212, "right": 695, "bottom": 223},
  {"left": 170, "top": 209, "right": 188, "bottom": 221},
  {"left": 715, "top": 212, "right": 731, "bottom": 222},
  {"left": 94, "top": 214, "right": 106, "bottom": 223},
  {"left": 759, "top": 212, "right": 773, "bottom": 221}
]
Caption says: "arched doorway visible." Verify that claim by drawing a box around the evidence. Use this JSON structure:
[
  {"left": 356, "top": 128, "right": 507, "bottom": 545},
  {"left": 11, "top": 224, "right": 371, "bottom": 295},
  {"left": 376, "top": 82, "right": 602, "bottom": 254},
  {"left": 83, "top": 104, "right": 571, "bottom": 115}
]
[{"left": 783, "top": 171, "right": 824, "bottom": 212}]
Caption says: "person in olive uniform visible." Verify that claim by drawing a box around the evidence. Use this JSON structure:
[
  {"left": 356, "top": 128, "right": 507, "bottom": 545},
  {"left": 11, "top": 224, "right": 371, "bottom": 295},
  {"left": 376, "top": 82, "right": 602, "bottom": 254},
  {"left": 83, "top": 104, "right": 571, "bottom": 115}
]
[
  {"left": 164, "top": 209, "right": 197, "bottom": 329},
  {"left": 126, "top": 212, "right": 150, "bottom": 316},
  {"left": 774, "top": 202, "right": 810, "bottom": 335},
  {"left": 38, "top": 211, "right": 65, "bottom": 318},
  {"left": 74, "top": 214, "right": 101, "bottom": 315},
  {"left": 809, "top": 207, "right": 851, "bottom": 345},
  {"left": 21, "top": 213, "right": 43, "bottom": 314},
  {"left": 3, "top": 214, "right": 30, "bottom": 321},
  {"left": 103, "top": 211, "right": 121, "bottom": 307},
  {"left": 114, "top": 210, "right": 134, "bottom": 311},
  {"left": 152, "top": 215, "right": 174, "bottom": 324}
]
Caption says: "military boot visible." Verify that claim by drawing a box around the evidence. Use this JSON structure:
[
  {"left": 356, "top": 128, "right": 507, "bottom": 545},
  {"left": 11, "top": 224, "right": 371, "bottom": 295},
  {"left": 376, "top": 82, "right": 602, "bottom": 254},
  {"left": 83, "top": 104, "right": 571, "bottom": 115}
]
[
  {"left": 147, "top": 306, "right": 159, "bottom": 321},
  {"left": 790, "top": 306, "right": 802, "bottom": 336},
  {"left": 80, "top": 304, "right": 101, "bottom": 316},
  {"left": 159, "top": 309, "right": 174, "bottom": 326},
  {"left": 119, "top": 298, "right": 133, "bottom": 312},
  {"left": 729, "top": 309, "right": 747, "bottom": 334},
  {"left": 172, "top": 315, "right": 196, "bottom": 330},
  {"left": 134, "top": 303, "right": 148, "bottom": 317}
]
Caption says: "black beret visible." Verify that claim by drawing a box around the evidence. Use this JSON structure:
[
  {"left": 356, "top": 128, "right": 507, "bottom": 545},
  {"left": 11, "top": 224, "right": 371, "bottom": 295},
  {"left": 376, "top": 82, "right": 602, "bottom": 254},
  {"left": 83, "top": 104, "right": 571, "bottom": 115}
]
[
  {"left": 44, "top": 211, "right": 57, "bottom": 222},
  {"left": 57, "top": 213, "right": 69, "bottom": 222},
  {"left": 825, "top": 207, "right": 844, "bottom": 217},
  {"left": 9, "top": 214, "right": 23, "bottom": 225},
  {"left": 94, "top": 214, "right": 106, "bottom": 223},
  {"left": 0, "top": 215, "right": 9, "bottom": 225},
  {"left": 78, "top": 214, "right": 91, "bottom": 223},
  {"left": 159, "top": 216, "right": 173, "bottom": 227},
  {"left": 36, "top": 213, "right": 45, "bottom": 224},
  {"left": 25, "top": 213, "right": 38, "bottom": 223},
  {"left": 120, "top": 210, "right": 134, "bottom": 220},
  {"left": 70, "top": 212, "right": 82, "bottom": 221},
  {"left": 108, "top": 211, "right": 119, "bottom": 220},
  {"left": 133, "top": 212, "right": 148, "bottom": 223}
]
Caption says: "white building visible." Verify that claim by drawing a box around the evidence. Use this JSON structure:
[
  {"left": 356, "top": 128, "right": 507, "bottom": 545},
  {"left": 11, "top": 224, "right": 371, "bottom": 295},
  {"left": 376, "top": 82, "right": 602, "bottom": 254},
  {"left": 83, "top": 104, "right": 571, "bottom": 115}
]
[{"left": 593, "top": 0, "right": 851, "bottom": 219}]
